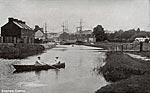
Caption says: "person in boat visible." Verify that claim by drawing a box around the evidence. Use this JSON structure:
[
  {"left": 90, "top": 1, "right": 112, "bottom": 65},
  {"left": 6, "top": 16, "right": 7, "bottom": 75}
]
[
  {"left": 35, "top": 57, "right": 45, "bottom": 66},
  {"left": 55, "top": 57, "right": 61, "bottom": 64}
]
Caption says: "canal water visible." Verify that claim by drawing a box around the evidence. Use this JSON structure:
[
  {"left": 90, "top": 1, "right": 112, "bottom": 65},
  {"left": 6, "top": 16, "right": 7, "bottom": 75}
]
[{"left": 0, "top": 45, "right": 107, "bottom": 93}]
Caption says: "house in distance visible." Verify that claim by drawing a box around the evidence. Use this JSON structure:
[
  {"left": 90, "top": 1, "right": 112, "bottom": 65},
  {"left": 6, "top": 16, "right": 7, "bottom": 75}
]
[
  {"left": 34, "top": 25, "right": 45, "bottom": 43},
  {"left": 1, "top": 17, "right": 35, "bottom": 43}
]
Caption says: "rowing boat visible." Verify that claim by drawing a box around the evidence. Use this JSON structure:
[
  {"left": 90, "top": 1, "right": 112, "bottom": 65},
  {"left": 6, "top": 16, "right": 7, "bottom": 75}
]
[{"left": 13, "top": 63, "right": 65, "bottom": 72}]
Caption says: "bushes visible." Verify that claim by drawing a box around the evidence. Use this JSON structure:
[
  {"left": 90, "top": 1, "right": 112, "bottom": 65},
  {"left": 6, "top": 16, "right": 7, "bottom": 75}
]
[{"left": 0, "top": 43, "right": 45, "bottom": 59}]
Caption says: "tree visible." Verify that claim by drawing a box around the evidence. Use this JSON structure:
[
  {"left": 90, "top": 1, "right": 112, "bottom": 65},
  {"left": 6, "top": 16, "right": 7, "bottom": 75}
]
[
  {"left": 93, "top": 25, "right": 107, "bottom": 42},
  {"left": 121, "top": 29, "right": 136, "bottom": 40}
]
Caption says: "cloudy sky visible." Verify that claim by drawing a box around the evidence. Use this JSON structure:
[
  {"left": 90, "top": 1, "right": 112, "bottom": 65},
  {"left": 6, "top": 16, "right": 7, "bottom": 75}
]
[{"left": 0, "top": 0, "right": 149, "bottom": 33}]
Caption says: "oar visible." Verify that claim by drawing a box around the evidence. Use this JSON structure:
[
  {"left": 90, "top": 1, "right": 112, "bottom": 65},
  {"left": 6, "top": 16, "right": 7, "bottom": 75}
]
[
  {"left": 42, "top": 62, "right": 60, "bottom": 70},
  {"left": 49, "top": 65, "right": 60, "bottom": 70}
]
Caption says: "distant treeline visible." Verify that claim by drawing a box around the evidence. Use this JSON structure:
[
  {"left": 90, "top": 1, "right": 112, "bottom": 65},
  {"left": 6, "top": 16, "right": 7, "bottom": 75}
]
[{"left": 93, "top": 25, "right": 150, "bottom": 43}]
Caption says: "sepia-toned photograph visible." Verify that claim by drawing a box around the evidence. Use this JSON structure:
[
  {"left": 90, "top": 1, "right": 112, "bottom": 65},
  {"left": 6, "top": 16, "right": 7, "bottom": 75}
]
[{"left": 0, "top": 0, "right": 150, "bottom": 93}]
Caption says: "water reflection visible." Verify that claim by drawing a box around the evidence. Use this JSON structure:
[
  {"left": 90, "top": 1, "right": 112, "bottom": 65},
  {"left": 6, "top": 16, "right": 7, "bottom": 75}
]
[
  {"left": 35, "top": 71, "right": 41, "bottom": 80},
  {"left": 54, "top": 69, "right": 60, "bottom": 79},
  {"left": 34, "top": 69, "right": 60, "bottom": 80}
]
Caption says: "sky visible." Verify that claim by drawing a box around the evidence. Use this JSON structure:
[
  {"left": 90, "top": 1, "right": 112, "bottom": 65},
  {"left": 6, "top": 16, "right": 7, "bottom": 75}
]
[{"left": 0, "top": 0, "right": 150, "bottom": 33}]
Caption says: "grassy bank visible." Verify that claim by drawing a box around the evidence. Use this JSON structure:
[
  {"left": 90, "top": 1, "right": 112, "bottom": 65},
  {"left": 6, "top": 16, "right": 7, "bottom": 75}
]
[
  {"left": 85, "top": 42, "right": 150, "bottom": 92},
  {"left": 96, "top": 52, "right": 150, "bottom": 93},
  {"left": 97, "top": 74, "right": 150, "bottom": 93},
  {"left": 0, "top": 43, "right": 45, "bottom": 59}
]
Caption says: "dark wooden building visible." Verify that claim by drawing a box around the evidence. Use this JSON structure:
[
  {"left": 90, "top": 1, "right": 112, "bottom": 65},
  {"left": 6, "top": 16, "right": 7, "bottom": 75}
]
[{"left": 1, "top": 18, "right": 35, "bottom": 43}]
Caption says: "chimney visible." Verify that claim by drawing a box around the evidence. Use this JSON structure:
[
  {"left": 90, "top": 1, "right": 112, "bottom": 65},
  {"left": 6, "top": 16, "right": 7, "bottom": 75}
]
[
  {"left": 41, "top": 28, "right": 44, "bottom": 31},
  {"left": 34, "top": 25, "right": 40, "bottom": 31},
  {"left": 35, "top": 25, "right": 40, "bottom": 29},
  {"left": 8, "top": 17, "right": 14, "bottom": 22}
]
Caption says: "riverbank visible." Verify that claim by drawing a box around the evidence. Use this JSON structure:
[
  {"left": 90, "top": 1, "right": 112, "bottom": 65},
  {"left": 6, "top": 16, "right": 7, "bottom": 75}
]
[
  {"left": 0, "top": 43, "right": 46, "bottom": 59},
  {"left": 85, "top": 42, "right": 150, "bottom": 92},
  {"left": 96, "top": 52, "right": 150, "bottom": 93}
]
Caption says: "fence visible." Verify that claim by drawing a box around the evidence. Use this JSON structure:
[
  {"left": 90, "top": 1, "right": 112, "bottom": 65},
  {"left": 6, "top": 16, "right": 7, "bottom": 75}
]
[{"left": 112, "top": 42, "right": 150, "bottom": 52}]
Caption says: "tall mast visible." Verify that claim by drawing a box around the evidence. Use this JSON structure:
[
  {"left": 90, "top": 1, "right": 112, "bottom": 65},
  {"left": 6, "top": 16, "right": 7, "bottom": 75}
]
[
  {"left": 149, "top": 0, "right": 150, "bottom": 29},
  {"left": 65, "top": 21, "right": 69, "bottom": 32},
  {"left": 79, "top": 19, "right": 83, "bottom": 33},
  {"left": 62, "top": 22, "right": 65, "bottom": 33},
  {"left": 76, "top": 19, "right": 84, "bottom": 33},
  {"left": 45, "top": 23, "right": 48, "bottom": 42},
  {"left": 75, "top": 19, "right": 84, "bottom": 41}
]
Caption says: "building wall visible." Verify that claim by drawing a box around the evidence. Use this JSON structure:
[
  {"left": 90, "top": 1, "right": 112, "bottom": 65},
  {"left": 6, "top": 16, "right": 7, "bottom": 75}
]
[
  {"left": 1, "top": 22, "right": 21, "bottom": 37},
  {"left": 1, "top": 36, "right": 20, "bottom": 43},
  {"left": 35, "top": 30, "right": 45, "bottom": 39},
  {"left": 21, "top": 29, "right": 34, "bottom": 43},
  {"left": 1, "top": 22, "right": 34, "bottom": 43},
  {"left": 1, "top": 22, "right": 22, "bottom": 43}
]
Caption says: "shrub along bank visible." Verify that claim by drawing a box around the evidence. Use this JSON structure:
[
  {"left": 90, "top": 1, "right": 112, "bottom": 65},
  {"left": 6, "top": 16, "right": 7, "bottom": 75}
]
[
  {"left": 0, "top": 43, "right": 45, "bottom": 59},
  {"left": 96, "top": 52, "right": 150, "bottom": 93}
]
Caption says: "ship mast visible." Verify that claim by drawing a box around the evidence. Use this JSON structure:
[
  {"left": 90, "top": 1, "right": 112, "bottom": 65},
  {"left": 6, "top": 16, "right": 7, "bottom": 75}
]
[
  {"left": 149, "top": 0, "right": 150, "bottom": 29},
  {"left": 76, "top": 19, "right": 84, "bottom": 41},
  {"left": 45, "top": 23, "right": 48, "bottom": 43}
]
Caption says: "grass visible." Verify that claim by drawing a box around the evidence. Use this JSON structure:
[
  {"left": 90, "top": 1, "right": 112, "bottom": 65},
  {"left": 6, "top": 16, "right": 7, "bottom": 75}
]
[
  {"left": 96, "top": 74, "right": 150, "bottom": 93},
  {"left": 101, "top": 52, "right": 149, "bottom": 81},
  {"left": 96, "top": 52, "right": 150, "bottom": 93}
]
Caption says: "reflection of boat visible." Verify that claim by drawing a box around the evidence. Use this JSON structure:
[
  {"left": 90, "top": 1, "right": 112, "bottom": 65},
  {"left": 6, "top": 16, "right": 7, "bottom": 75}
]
[{"left": 13, "top": 63, "right": 65, "bottom": 72}]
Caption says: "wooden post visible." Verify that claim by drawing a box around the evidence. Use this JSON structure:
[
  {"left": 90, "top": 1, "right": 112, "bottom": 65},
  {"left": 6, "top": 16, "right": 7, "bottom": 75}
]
[
  {"left": 140, "top": 42, "right": 143, "bottom": 52},
  {"left": 131, "top": 44, "right": 133, "bottom": 48},
  {"left": 126, "top": 44, "right": 127, "bottom": 50},
  {"left": 121, "top": 44, "right": 123, "bottom": 52}
]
